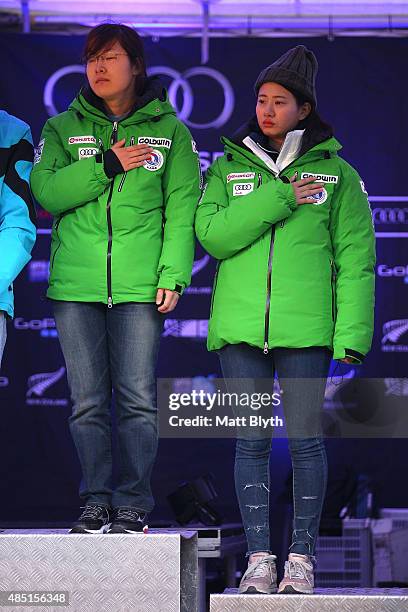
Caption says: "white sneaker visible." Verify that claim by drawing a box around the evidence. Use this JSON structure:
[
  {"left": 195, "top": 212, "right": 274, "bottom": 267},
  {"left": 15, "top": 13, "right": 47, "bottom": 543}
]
[
  {"left": 278, "top": 552, "right": 314, "bottom": 594},
  {"left": 238, "top": 552, "right": 277, "bottom": 594}
]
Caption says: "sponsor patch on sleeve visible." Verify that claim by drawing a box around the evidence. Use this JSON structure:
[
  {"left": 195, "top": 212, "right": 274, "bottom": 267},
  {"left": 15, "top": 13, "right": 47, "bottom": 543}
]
[
  {"left": 301, "top": 172, "right": 339, "bottom": 184},
  {"left": 68, "top": 135, "right": 96, "bottom": 145},
  {"left": 78, "top": 147, "right": 99, "bottom": 160},
  {"left": 233, "top": 182, "right": 254, "bottom": 197},
  {"left": 33, "top": 138, "right": 45, "bottom": 165},
  {"left": 227, "top": 172, "right": 255, "bottom": 183},
  {"left": 138, "top": 136, "right": 172, "bottom": 149}
]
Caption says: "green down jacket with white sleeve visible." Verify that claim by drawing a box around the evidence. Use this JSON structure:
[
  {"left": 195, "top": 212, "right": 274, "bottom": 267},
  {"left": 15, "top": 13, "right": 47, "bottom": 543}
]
[
  {"left": 195, "top": 123, "right": 376, "bottom": 363},
  {"left": 30, "top": 77, "right": 202, "bottom": 305}
]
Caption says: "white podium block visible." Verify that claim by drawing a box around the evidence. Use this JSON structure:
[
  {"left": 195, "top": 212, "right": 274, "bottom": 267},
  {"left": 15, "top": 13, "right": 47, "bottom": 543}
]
[
  {"left": 210, "top": 588, "right": 408, "bottom": 611},
  {"left": 0, "top": 530, "right": 197, "bottom": 612}
]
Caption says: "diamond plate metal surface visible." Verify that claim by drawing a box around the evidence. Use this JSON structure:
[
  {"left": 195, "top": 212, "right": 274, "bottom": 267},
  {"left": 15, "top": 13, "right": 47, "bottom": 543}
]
[
  {"left": 210, "top": 588, "right": 408, "bottom": 612},
  {"left": 0, "top": 531, "right": 197, "bottom": 612}
]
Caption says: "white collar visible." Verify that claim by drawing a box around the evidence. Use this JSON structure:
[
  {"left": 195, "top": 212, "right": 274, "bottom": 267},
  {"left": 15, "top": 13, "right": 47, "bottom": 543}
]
[{"left": 242, "top": 129, "right": 305, "bottom": 175}]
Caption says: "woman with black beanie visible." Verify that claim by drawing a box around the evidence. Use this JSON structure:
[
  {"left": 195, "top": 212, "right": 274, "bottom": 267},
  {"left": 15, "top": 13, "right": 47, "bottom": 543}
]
[{"left": 196, "top": 45, "right": 375, "bottom": 594}]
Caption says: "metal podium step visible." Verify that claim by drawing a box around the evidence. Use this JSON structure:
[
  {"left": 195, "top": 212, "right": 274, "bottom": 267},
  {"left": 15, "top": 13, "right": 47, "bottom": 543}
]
[
  {"left": 210, "top": 588, "right": 408, "bottom": 611},
  {"left": 0, "top": 529, "right": 197, "bottom": 612}
]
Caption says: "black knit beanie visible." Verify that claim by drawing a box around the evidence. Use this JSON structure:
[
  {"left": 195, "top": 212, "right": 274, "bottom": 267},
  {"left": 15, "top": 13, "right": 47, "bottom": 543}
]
[{"left": 254, "top": 45, "right": 318, "bottom": 107}]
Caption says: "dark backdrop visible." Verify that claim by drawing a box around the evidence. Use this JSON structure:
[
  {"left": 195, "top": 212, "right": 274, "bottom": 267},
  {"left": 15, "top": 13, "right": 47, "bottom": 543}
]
[{"left": 0, "top": 34, "right": 407, "bottom": 524}]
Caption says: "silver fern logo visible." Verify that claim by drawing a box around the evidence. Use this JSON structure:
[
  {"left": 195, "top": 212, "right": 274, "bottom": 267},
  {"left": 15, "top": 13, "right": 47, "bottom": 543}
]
[
  {"left": 384, "top": 378, "right": 408, "bottom": 396},
  {"left": 26, "top": 367, "right": 68, "bottom": 406},
  {"left": 162, "top": 319, "right": 208, "bottom": 339},
  {"left": 192, "top": 254, "right": 210, "bottom": 277},
  {"left": 382, "top": 320, "right": 408, "bottom": 352},
  {"left": 184, "top": 255, "right": 212, "bottom": 296}
]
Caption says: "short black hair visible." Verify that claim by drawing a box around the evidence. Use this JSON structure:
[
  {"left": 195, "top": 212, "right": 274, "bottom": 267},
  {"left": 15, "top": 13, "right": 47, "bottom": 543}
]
[{"left": 83, "top": 23, "right": 147, "bottom": 91}]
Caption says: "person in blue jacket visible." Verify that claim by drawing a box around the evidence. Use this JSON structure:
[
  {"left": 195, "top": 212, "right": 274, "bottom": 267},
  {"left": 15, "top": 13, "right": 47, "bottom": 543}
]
[{"left": 0, "top": 111, "right": 36, "bottom": 366}]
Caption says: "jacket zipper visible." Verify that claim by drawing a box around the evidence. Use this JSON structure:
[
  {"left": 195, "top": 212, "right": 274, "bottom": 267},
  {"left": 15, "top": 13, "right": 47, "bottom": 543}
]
[
  {"left": 118, "top": 135, "right": 134, "bottom": 192},
  {"left": 263, "top": 224, "right": 276, "bottom": 354},
  {"left": 263, "top": 169, "right": 288, "bottom": 354},
  {"left": 106, "top": 121, "right": 118, "bottom": 308},
  {"left": 50, "top": 215, "right": 64, "bottom": 271},
  {"left": 330, "top": 259, "right": 336, "bottom": 322},
  {"left": 256, "top": 171, "right": 274, "bottom": 355},
  {"left": 232, "top": 155, "right": 298, "bottom": 354}
]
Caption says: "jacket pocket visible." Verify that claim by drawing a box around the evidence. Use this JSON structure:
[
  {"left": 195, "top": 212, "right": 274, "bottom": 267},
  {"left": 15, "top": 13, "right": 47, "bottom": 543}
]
[
  {"left": 117, "top": 137, "right": 135, "bottom": 192},
  {"left": 50, "top": 215, "right": 65, "bottom": 272},
  {"left": 330, "top": 259, "right": 337, "bottom": 322},
  {"left": 209, "top": 262, "right": 220, "bottom": 318}
]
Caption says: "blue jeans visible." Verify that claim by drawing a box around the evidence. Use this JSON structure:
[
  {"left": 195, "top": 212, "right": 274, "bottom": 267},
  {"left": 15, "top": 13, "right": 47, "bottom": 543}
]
[
  {"left": 53, "top": 301, "right": 163, "bottom": 512},
  {"left": 218, "top": 343, "right": 332, "bottom": 558},
  {"left": 0, "top": 311, "right": 6, "bottom": 367}
]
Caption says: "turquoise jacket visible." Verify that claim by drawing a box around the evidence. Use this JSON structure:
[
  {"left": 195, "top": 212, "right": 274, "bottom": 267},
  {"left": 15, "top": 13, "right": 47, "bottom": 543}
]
[{"left": 0, "top": 111, "right": 36, "bottom": 317}]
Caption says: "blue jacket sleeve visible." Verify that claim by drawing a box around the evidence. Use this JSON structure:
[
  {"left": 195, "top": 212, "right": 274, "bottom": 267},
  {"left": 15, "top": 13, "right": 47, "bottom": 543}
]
[{"left": 0, "top": 123, "right": 37, "bottom": 296}]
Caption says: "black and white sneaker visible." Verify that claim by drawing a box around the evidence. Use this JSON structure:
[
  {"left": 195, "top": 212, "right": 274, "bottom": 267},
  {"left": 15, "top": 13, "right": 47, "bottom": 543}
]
[
  {"left": 69, "top": 504, "right": 112, "bottom": 534},
  {"left": 107, "top": 507, "right": 148, "bottom": 534}
]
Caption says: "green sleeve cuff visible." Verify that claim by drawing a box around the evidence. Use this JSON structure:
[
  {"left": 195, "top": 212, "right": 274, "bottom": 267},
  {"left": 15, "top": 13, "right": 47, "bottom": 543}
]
[
  {"left": 93, "top": 155, "right": 112, "bottom": 185},
  {"left": 344, "top": 348, "right": 365, "bottom": 364},
  {"left": 277, "top": 181, "right": 297, "bottom": 211},
  {"left": 157, "top": 277, "right": 184, "bottom": 295}
]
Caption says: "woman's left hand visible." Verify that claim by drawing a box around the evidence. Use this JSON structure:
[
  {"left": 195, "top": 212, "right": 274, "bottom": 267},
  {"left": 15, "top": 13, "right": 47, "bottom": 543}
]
[{"left": 156, "top": 288, "right": 180, "bottom": 313}]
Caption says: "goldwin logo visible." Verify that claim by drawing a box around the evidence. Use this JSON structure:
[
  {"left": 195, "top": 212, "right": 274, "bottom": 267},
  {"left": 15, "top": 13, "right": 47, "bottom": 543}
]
[{"left": 26, "top": 367, "right": 68, "bottom": 406}]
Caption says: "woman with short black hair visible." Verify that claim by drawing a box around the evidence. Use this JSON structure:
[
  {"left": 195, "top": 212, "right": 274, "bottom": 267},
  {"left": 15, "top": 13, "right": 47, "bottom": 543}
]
[{"left": 31, "top": 23, "right": 201, "bottom": 535}]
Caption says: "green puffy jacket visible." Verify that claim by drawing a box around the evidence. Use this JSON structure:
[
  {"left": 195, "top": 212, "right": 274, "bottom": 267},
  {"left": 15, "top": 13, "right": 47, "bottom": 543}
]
[
  {"left": 31, "top": 79, "right": 201, "bottom": 305},
  {"left": 195, "top": 128, "right": 376, "bottom": 362}
]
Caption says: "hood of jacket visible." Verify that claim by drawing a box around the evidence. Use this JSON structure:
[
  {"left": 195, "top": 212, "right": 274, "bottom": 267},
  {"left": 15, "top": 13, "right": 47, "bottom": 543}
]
[{"left": 68, "top": 75, "right": 176, "bottom": 125}]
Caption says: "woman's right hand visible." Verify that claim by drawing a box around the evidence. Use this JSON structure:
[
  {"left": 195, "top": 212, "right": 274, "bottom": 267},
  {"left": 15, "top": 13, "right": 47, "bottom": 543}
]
[
  {"left": 290, "top": 173, "right": 324, "bottom": 205},
  {"left": 111, "top": 139, "right": 154, "bottom": 171}
]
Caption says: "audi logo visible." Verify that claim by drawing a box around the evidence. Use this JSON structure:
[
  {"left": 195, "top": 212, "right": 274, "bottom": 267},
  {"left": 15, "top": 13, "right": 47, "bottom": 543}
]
[
  {"left": 44, "top": 65, "right": 235, "bottom": 129},
  {"left": 372, "top": 208, "right": 408, "bottom": 224},
  {"left": 148, "top": 66, "right": 234, "bottom": 129},
  {"left": 44, "top": 65, "right": 85, "bottom": 117}
]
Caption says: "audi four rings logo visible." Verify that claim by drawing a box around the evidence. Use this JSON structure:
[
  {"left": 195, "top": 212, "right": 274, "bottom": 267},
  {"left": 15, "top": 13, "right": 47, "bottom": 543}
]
[
  {"left": 372, "top": 208, "right": 408, "bottom": 224},
  {"left": 44, "top": 65, "right": 235, "bottom": 129}
]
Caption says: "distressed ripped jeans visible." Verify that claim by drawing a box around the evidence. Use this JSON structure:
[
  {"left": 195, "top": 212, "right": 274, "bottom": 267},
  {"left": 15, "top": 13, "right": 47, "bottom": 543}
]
[{"left": 218, "top": 343, "right": 331, "bottom": 558}]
